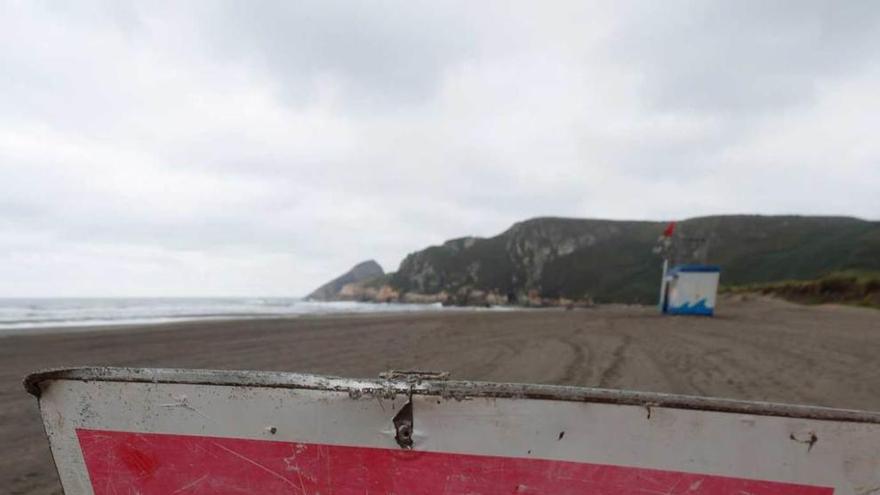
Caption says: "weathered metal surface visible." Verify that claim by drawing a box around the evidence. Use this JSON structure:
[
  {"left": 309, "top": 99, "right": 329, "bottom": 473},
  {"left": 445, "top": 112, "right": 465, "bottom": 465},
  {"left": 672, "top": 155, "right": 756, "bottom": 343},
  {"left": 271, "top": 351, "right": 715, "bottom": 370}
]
[{"left": 26, "top": 367, "right": 880, "bottom": 494}]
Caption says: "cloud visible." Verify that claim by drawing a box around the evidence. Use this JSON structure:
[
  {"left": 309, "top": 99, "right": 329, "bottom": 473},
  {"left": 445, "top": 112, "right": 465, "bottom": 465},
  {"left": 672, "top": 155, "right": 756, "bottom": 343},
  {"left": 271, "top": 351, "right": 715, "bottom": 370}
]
[
  {"left": 607, "top": 1, "right": 880, "bottom": 113},
  {"left": 1, "top": 0, "right": 878, "bottom": 296}
]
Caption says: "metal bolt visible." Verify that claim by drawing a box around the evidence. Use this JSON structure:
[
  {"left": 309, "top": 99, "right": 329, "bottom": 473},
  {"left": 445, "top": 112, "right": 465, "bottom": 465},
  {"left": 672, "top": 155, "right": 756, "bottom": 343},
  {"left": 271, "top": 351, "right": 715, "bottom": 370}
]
[
  {"left": 397, "top": 424, "right": 412, "bottom": 441},
  {"left": 392, "top": 400, "right": 414, "bottom": 449}
]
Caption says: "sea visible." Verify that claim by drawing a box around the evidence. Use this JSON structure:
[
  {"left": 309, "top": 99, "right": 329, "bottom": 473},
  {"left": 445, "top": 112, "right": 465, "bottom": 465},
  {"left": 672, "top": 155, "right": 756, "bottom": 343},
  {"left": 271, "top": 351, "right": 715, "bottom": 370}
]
[{"left": 0, "top": 297, "right": 456, "bottom": 334}]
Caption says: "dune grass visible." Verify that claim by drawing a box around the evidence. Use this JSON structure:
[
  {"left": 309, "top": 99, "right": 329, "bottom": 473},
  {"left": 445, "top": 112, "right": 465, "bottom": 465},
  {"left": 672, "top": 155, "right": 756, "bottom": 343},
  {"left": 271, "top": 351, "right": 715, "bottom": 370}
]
[{"left": 722, "top": 271, "right": 880, "bottom": 309}]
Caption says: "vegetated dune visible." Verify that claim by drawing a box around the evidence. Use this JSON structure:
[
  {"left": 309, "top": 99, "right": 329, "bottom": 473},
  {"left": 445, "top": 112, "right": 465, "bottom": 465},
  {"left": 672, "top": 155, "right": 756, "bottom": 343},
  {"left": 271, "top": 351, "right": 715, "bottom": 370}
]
[{"left": 724, "top": 271, "right": 880, "bottom": 308}]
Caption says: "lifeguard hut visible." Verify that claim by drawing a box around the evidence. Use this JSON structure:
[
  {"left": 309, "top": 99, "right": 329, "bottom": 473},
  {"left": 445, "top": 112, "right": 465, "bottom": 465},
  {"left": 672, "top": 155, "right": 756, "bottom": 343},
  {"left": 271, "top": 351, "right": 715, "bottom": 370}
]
[
  {"left": 661, "top": 264, "right": 720, "bottom": 316},
  {"left": 654, "top": 221, "right": 720, "bottom": 316}
]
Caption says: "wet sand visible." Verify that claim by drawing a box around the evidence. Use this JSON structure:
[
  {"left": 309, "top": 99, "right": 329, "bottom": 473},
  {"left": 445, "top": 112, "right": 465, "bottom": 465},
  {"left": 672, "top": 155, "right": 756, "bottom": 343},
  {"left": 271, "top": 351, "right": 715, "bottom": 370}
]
[{"left": 3, "top": 295, "right": 880, "bottom": 494}]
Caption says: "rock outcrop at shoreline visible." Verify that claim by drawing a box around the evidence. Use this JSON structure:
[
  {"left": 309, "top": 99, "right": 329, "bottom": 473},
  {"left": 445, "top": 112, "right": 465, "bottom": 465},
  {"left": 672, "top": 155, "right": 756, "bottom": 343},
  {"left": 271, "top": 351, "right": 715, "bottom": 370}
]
[
  {"left": 307, "top": 260, "right": 385, "bottom": 301},
  {"left": 308, "top": 215, "right": 880, "bottom": 307}
]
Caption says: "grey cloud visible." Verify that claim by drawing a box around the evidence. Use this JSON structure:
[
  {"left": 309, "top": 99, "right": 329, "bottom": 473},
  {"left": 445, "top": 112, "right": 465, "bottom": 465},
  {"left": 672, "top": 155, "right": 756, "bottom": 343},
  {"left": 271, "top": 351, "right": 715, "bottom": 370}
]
[
  {"left": 196, "top": 0, "right": 477, "bottom": 108},
  {"left": 608, "top": 1, "right": 880, "bottom": 114}
]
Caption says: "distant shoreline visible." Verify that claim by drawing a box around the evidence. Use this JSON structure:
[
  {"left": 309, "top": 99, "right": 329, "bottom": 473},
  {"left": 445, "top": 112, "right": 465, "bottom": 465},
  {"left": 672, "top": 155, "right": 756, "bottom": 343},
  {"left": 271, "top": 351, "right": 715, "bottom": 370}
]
[
  {"left": 0, "top": 298, "right": 451, "bottom": 335},
  {"left": 0, "top": 304, "right": 524, "bottom": 337}
]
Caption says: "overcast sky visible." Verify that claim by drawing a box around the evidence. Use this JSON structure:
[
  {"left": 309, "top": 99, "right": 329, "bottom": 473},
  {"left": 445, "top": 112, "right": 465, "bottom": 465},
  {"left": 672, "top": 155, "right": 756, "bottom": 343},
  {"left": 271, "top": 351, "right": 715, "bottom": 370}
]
[{"left": 1, "top": 1, "right": 879, "bottom": 297}]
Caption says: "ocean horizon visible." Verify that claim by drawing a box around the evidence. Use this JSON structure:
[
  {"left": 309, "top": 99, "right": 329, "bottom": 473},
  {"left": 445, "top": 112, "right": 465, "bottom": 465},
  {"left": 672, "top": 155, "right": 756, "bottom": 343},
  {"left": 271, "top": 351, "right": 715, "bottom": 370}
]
[{"left": 0, "top": 297, "right": 458, "bottom": 333}]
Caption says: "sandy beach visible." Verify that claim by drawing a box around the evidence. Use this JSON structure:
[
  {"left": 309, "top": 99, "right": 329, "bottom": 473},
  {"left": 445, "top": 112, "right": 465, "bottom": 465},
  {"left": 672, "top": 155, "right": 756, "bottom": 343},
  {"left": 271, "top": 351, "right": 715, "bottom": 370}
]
[{"left": 4, "top": 296, "right": 880, "bottom": 494}]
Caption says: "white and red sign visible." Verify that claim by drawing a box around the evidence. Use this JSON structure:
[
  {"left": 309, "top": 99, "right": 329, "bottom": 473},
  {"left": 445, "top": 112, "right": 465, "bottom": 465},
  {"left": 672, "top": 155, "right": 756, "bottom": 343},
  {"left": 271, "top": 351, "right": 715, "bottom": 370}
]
[{"left": 27, "top": 367, "right": 880, "bottom": 494}]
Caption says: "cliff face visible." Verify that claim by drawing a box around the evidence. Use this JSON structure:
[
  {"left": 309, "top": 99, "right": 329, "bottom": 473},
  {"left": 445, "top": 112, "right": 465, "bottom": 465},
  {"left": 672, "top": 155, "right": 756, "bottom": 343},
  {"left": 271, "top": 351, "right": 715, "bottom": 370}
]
[
  {"left": 307, "top": 260, "right": 385, "bottom": 301},
  {"left": 307, "top": 216, "right": 880, "bottom": 305},
  {"left": 391, "top": 215, "right": 880, "bottom": 305}
]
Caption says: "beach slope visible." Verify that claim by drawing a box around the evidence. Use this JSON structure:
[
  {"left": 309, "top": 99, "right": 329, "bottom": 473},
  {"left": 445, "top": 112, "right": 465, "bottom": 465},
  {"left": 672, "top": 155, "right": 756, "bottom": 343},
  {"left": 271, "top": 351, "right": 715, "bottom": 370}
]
[{"left": 4, "top": 296, "right": 880, "bottom": 494}]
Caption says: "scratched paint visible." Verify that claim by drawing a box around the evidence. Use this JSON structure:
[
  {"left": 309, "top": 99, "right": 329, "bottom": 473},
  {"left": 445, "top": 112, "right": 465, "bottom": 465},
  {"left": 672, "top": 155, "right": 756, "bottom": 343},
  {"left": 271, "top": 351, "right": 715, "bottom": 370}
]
[
  {"left": 77, "top": 429, "right": 833, "bottom": 494},
  {"left": 25, "top": 367, "right": 880, "bottom": 495}
]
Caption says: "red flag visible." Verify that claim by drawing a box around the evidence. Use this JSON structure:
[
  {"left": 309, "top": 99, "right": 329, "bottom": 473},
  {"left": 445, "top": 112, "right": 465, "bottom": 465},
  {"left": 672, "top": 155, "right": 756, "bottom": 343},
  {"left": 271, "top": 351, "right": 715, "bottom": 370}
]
[{"left": 662, "top": 221, "right": 676, "bottom": 237}]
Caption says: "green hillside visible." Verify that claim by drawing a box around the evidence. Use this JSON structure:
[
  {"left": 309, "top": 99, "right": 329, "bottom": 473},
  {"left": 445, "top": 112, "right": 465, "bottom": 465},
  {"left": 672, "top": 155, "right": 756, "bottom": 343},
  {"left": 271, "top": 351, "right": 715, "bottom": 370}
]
[{"left": 390, "top": 215, "right": 880, "bottom": 304}]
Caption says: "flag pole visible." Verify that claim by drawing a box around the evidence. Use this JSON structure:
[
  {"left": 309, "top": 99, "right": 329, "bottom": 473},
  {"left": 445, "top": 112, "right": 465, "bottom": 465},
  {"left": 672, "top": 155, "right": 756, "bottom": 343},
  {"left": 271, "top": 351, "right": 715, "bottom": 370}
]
[
  {"left": 659, "top": 257, "right": 668, "bottom": 311},
  {"left": 656, "top": 221, "right": 676, "bottom": 312}
]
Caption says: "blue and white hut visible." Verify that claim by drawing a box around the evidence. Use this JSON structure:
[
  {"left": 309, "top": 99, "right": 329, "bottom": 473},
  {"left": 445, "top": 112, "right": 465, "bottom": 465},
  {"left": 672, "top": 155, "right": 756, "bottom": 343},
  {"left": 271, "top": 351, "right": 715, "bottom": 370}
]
[{"left": 661, "top": 265, "right": 721, "bottom": 316}]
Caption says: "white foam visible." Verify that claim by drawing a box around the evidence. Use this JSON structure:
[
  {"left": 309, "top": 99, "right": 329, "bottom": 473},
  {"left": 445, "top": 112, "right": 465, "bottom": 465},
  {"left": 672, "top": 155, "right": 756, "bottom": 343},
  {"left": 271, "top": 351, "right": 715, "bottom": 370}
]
[{"left": 0, "top": 298, "right": 457, "bottom": 333}]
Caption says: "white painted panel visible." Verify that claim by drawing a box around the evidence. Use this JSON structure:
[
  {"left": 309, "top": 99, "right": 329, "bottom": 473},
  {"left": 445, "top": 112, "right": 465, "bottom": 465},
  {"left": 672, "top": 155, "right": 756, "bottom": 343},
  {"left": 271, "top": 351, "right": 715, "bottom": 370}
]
[{"left": 27, "top": 368, "right": 880, "bottom": 494}]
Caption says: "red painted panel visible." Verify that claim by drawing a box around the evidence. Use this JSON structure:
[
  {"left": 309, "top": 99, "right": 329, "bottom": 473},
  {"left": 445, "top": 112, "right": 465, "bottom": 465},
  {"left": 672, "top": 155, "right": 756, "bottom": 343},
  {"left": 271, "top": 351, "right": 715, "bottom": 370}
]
[{"left": 77, "top": 429, "right": 833, "bottom": 494}]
